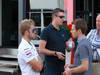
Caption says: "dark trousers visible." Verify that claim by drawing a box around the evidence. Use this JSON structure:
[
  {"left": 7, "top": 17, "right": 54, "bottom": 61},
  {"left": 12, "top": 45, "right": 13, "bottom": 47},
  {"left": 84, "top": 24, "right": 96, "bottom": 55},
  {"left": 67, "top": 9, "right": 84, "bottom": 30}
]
[{"left": 45, "top": 70, "right": 63, "bottom": 75}]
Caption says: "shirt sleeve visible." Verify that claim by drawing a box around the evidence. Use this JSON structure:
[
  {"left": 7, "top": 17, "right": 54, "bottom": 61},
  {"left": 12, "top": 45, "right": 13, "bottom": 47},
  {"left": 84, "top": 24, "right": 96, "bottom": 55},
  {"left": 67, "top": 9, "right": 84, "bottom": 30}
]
[
  {"left": 22, "top": 48, "right": 37, "bottom": 63},
  {"left": 40, "top": 28, "right": 48, "bottom": 41},
  {"left": 78, "top": 44, "right": 89, "bottom": 61},
  {"left": 86, "top": 29, "right": 95, "bottom": 42}
]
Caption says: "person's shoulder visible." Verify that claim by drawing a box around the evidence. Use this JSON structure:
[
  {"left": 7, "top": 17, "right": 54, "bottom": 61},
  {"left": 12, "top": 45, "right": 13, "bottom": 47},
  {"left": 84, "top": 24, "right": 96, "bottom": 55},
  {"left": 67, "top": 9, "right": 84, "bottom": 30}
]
[
  {"left": 82, "top": 38, "right": 91, "bottom": 47},
  {"left": 84, "top": 39, "right": 93, "bottom": 51},
  {"left": 42, "top": 24, "right": 52, "bottom": 33},
  {"left": 42, "top": 27, "right": 48, "bottom": 32},
  {"left": 46, "top": 24, "right": 53, "bottom": 30},
  {"left": 79, "top": 38, "right": 88, "bottom": 45},
  {"left": 89, "top": 29, "right": 97, "bottom": 33},
  {"left": 18, "top": 46, "right": 32, "bottom": 57},
  {"left": 18, "top": 41, "right": 31, "bottom": 52},
  {"left": 78, "top": 38, "right": 91, "bottom": 51},
  {"left": 87, "top": 29, "right": 96, "bottom": 39},
  {"left": 85, "top": 38, "right": 91, "bottom": 43}
]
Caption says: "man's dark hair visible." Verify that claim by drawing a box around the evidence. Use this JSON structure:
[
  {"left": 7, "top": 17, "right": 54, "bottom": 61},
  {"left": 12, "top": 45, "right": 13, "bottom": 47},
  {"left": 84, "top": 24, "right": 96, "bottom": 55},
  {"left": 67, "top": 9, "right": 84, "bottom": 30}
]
[
  {"left": 73, "top": 18, "right": 87, "bottom": 34},
  {"left": 52, "top": 8, "right": 64, "bottom": 17}
]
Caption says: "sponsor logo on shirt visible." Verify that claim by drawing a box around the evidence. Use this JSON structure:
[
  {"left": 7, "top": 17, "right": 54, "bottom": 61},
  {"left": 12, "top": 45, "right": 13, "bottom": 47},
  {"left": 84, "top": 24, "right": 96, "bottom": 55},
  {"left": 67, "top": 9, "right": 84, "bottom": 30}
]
[{"left": 25, "top": 49, "right": 33, "bottom": 58}]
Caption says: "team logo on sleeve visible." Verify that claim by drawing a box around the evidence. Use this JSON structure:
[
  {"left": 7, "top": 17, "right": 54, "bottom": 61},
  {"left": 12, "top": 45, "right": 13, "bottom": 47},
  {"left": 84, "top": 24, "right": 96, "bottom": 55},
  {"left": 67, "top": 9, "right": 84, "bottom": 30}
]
[{"left": 24, "top": 50, "right": 33, "bottom": 58}]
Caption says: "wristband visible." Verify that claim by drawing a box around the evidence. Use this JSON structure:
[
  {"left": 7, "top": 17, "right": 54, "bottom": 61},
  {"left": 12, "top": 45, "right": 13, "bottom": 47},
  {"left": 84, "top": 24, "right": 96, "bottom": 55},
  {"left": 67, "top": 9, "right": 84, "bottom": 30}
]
[{"left": 55, "top": 51, "right": 57, "bottom": 56}]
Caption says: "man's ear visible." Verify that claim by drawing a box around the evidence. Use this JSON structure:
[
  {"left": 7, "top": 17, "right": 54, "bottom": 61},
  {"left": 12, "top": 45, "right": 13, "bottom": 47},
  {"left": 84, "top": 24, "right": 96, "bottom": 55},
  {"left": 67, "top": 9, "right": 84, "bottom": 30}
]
[
  {"left": 25, "top": 30, "right": 29, "bottom": 35},
  {"left": 78, "top": 29, "right": 82, "bottom": 33}
]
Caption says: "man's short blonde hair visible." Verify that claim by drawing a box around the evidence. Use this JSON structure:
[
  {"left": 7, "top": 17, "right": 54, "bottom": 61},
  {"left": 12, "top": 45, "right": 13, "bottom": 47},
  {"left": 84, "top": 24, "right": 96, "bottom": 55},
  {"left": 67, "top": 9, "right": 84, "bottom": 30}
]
[{"left": 19, "top": 19, "right": 35, "bottom": 35}]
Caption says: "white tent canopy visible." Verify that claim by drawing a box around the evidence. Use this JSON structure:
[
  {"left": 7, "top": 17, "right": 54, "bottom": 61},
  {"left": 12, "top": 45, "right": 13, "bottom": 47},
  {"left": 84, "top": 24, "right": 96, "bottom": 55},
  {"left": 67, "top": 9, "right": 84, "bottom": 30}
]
[{"left": 30, "top": 0, "right": 59, "bottom": 9}]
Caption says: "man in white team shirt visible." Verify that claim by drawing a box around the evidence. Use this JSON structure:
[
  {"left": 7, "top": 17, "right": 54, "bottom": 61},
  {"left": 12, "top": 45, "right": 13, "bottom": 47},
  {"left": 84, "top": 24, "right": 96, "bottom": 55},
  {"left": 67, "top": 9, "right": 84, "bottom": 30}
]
[{"left": 17, "top": 19, "right": 43, "bottom": 75}]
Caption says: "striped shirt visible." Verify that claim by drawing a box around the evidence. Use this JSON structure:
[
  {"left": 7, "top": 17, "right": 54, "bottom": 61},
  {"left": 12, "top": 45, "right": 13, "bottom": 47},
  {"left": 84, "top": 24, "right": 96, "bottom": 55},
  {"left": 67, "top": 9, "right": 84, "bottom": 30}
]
[{"left": 87, "top": 29, "right": 100, "bottom": 61}]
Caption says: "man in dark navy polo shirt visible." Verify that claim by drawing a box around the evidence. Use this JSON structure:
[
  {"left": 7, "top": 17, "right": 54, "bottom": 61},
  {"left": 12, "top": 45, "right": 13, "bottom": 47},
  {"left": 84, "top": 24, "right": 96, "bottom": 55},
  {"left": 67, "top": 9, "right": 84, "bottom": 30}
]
[{"left": 39, "top": 8, "right": 70, "bottom": 75}]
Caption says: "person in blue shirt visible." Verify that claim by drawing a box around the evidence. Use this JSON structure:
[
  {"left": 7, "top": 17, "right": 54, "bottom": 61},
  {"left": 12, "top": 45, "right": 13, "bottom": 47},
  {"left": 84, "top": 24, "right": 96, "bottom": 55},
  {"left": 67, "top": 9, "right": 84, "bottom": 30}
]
[
  {"left": 64, "top": 18, "right": 93, "bottom": 75},
  {"left": 87, "top": 14, "right": 100, "bottom": 62}
]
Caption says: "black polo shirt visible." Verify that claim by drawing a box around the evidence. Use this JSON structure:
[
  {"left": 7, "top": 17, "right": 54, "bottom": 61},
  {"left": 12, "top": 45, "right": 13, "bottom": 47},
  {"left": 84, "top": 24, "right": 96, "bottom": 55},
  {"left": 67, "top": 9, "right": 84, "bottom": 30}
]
[{"left": 40, "top": 24, "right": 70, "bottom": 72}]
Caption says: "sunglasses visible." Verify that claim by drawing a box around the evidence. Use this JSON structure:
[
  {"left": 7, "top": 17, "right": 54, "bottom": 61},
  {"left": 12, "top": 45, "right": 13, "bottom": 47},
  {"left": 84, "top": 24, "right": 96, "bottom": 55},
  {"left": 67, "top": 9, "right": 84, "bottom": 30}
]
[
  {"left": 58, "top": 16, "right": 64, "bottom": 19},
  {"left": 56, "top": 15, "right": 64, "bottom": 19},
  {"left": 32, "top": 28, "right": 38, "bottom": 34}
]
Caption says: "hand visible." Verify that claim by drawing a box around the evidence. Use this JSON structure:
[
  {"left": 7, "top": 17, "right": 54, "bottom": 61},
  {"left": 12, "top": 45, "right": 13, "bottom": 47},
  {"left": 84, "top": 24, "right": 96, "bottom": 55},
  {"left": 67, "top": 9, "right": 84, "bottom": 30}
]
[
  {"left": 56, "top": 52, "right": 65, "bottom": 60},
  {"left": 64, "top": 64, "right": 71, "bottom": 70},
  {"left": 63, "top": 67, "right": 72, "bottom": 75}
]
